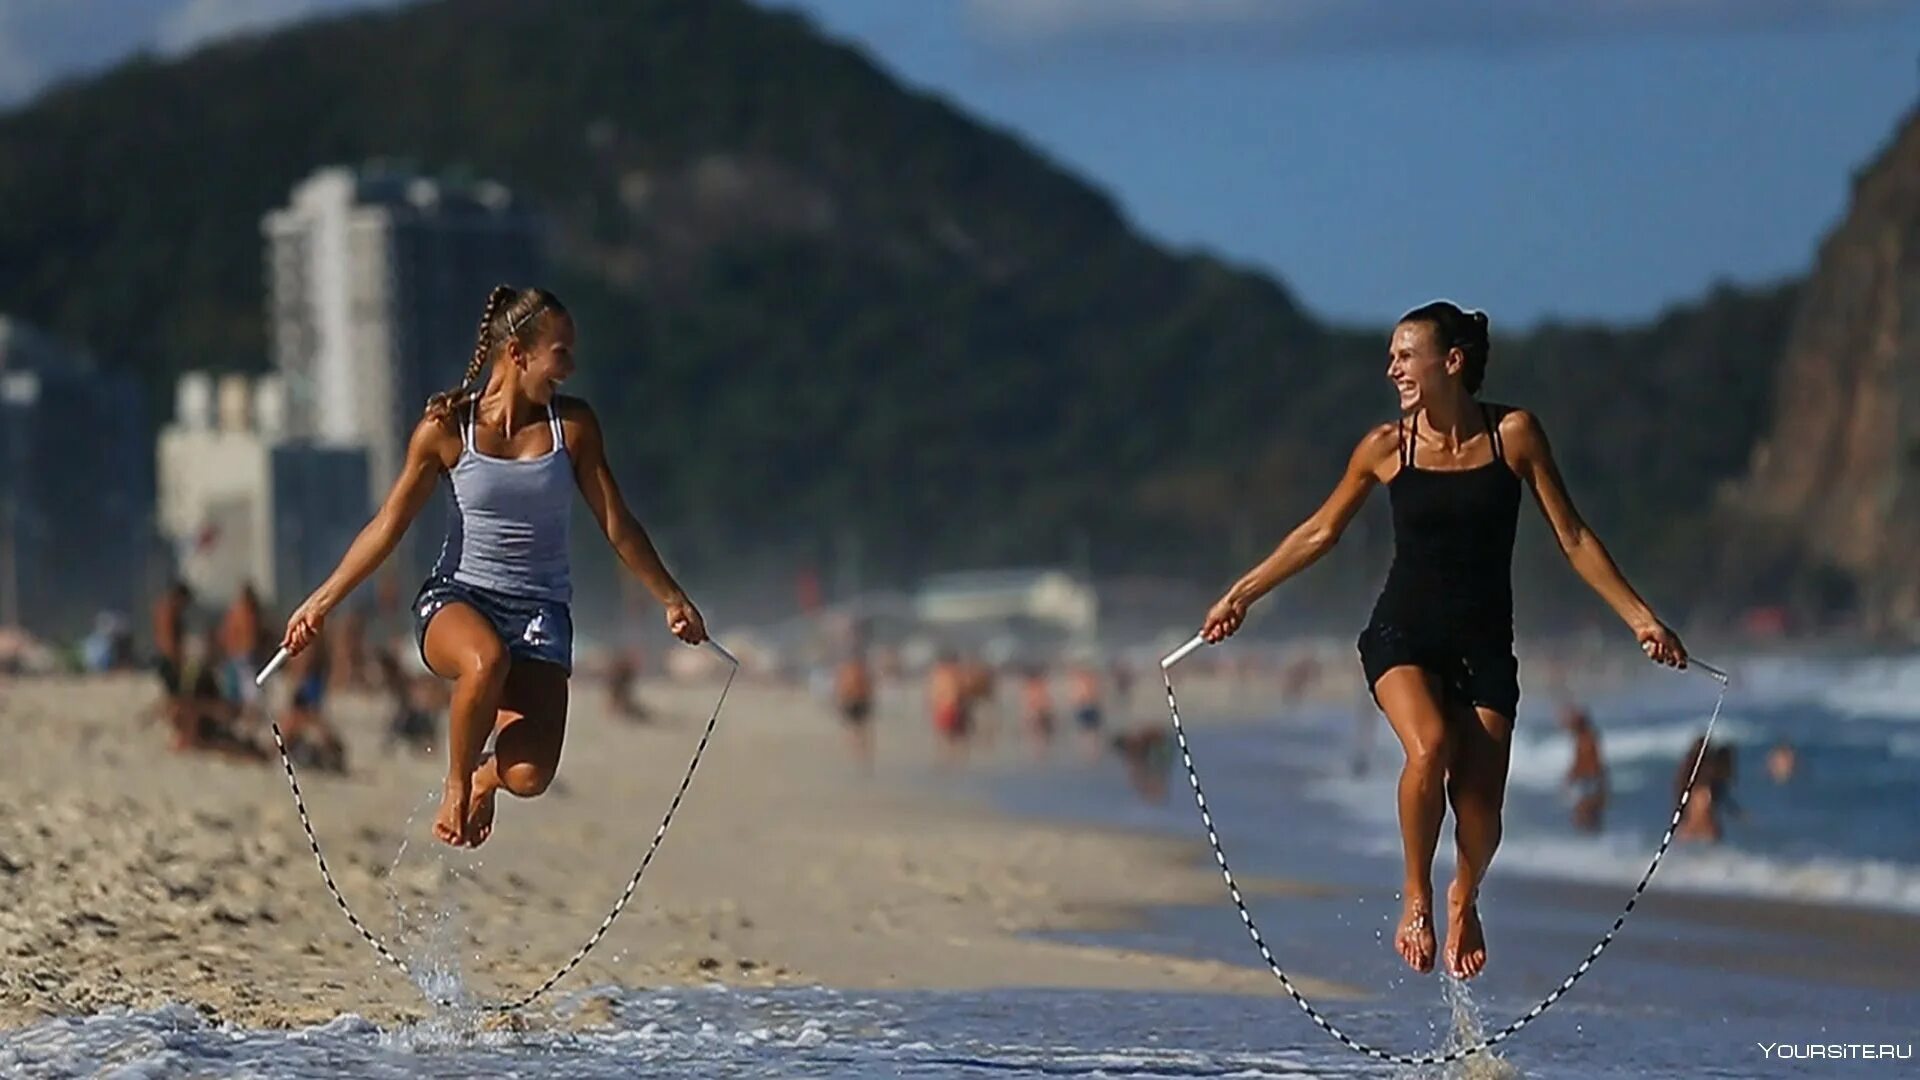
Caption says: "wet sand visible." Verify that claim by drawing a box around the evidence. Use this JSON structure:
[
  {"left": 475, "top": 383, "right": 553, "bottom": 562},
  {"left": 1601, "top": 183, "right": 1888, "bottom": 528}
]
[{"left": 0, "top": 668, "right": 1358, "bottom": 1030}]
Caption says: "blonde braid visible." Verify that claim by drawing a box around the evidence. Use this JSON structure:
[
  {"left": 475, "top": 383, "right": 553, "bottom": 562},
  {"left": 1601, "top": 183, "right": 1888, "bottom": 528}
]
[{"left": 426, "top": 284, "right": 517, "bottom": 420}]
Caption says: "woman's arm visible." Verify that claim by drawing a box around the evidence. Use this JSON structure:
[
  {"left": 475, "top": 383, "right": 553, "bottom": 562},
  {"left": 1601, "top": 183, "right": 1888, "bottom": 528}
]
[
  {"left": 1503, "top": 409, "right": 1687, "bottom": 667},
  {"left": 280, "top": 417, "right": 452, "bottom": 655},
  {"left": 567, "top": 398, "right": 708, "bottom": 644},
  {"left": 1201, "top": 424, "right": 1397, "bottom": 642}
]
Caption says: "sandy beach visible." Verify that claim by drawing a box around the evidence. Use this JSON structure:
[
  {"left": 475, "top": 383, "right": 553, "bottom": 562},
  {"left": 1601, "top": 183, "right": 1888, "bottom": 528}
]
[{"left": 0, "top": 666, "right": 1360, "bottom": 1031}]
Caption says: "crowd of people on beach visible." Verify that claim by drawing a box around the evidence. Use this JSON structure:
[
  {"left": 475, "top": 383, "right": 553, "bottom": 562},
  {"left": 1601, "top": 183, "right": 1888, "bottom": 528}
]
[
  {"left": 17, "top": 577, "right": 1807, "bottom": 839},
  {"left": 816, "top": 632, "right": 1350, "bottom": 805},
  {"left": 139, "top": 578, "right": 451, "bottom": 773}
]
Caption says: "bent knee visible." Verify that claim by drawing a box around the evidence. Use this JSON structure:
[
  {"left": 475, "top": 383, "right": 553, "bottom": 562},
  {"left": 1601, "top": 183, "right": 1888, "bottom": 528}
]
[
  {"left": 498, "top": 760, "right": 552, "bottom": 798},
  {"left": 1404, "top": 732, "right": 1453, "bottom": 778},
  {"left": 460, "top": 644, "right": 511, "bottom": 690}
]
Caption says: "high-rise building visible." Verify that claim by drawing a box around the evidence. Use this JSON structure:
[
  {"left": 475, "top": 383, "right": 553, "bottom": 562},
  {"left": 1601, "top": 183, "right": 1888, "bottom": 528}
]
[
  {"left": 262, "top": 165, "right": 545, "bottom": 582},
  {"left": 156, "top": 372, "right": 369, "bottom": 609},
  {"left": 0, "top": 316, "right": 154, "bottom": 640}
]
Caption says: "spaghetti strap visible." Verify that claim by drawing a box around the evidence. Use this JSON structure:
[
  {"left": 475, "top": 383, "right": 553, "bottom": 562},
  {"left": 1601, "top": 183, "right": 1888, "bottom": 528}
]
[
  {"left": 547, "top": 402, "right": 565, "bottom": 454},
  {"left": 462, "top": 402, "right": 476, "bottom": 450},
  {"left": 1402, "top": 413, "right": 1418, "bottom": 470},
  {"left": 1483, "top": 403, "right": 1504, "bottom": 464}
]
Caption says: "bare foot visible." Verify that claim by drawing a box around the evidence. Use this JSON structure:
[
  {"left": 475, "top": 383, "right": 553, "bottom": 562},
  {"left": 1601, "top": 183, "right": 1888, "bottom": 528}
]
[
  {"left": 465, "top": 758, "right": 499, "bottom": 848},
  {"left": 1446, "top": 881, "right": 1486, "bottom": 979},
  {"left": 434, "top": 774, "right": 470, "bottom": 847},
  {"left": 1395, "top": 897, "right": 1435, "bottom": 974}
]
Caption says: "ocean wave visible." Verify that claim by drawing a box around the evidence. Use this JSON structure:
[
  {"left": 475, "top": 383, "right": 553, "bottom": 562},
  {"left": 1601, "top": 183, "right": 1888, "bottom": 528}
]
[
  {"left": 1491, "top": 834, "right": 1920, "bottom": 915},
  {"left": 1503, "top": 715, "right": 1764, "bottom": 794},
  {"left": 1329, "top": 828, "right": 1920, "bottom": 915},
  {"left": 0, "top": 990, "right": 1372, "bottom": 1080},
  {"left": 1815, "top": 655, "right": 1920, "bottom": 721}
]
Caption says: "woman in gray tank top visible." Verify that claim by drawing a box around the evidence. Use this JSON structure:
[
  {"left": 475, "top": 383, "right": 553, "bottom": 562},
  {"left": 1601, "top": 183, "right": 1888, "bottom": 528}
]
[{"left": 276, "top": 285, "right": 708, "bottom": 848}]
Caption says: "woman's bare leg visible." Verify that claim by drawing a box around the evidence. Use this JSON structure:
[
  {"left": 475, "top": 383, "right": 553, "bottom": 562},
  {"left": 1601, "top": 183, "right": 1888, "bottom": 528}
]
[
  {"left": 1444, "top": 703, "right": 1513, "bottom": 979},
  {"left": 465, "top": 659, "right": 569, "bottom": 846},
  {"left": 422, "top": 603, "right": 509, "bottom": 847},
  {"left": 1373, "top": 666, "right": 1454, "bottom": 974}
]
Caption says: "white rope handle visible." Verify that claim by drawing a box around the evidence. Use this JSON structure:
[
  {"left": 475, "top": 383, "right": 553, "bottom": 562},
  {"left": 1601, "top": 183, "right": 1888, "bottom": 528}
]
[
  {"left": 257, "top": 636, "right": 738, "bottom": 1012},
  {"left": 1161, "top": 633, "right": 1730, "bottom": 1065}
]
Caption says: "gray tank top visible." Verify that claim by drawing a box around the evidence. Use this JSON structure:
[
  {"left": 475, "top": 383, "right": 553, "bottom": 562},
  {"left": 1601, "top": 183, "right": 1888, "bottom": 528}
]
[{"left": 431, "top": 401, "right": 573, "bottom": 602}]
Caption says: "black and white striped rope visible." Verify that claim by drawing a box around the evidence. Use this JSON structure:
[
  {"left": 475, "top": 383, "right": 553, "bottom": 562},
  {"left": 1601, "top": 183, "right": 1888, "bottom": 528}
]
[
  {"left": 256, "top": 639, "right": 738, "bottom": 1013},
  {"left": 1158, "top": 635, "right": 1730, "bottom": 1067}
]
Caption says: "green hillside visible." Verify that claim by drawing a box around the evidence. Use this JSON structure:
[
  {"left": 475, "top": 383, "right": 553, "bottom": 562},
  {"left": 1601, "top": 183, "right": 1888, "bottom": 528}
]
[{"left": 0, "top": 0, "right": 1798, "bottom": 630}]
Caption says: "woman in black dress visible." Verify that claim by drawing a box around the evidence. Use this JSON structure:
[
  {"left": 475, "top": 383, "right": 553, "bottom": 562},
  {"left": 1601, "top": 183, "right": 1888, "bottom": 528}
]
[{"left": 1200, "top": 301, "right": 1688, "bottom": 980}]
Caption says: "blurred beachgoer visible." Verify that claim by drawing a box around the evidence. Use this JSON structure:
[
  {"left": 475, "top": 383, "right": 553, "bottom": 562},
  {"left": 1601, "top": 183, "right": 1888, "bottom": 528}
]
[
  {"left": 1198, "top": 301, "right": 1689, "bottom": 980},
  {"left": 1110, "top": 724, "right": 1175, "bottom": 803},
  {"left": 1109, "top": 659, "right": 1135, "bottom": 709},
  {"left": 928, "top": 653, "right": 970, "bottom": 765},
  {"left": 219, "top": 581, "right": 270, "bottom": 713},
  {"left": 377, "top": 646, "right": 437, "bottom": 753},
  {"left": 961, "top": 657, "right": 999, "bottom": 748},
  {"left": 606, "top": 647, "right": 650, "bottom": 722},
  {"left": 219, "top": 581, "right": 267, "bottom": 676},
  {"left": 150, "top": 581, "right": 194, "bottom": 730},
  {"left": 82, "top": 611, "right": 134, "bottom": 673},
  {"left": 281, "top": 635, "right": 346, "bottom": 773},
  {"left": 1675, "top": 736, "right": 1737, "bottom": 843},
  {"left": 277, "top": 285, "right": 707, "bottom": 848},
  {"left": 1561, "top": 705, "right": 1607, "bottom": 833},
  {"left": 169, "top": 630, "right": 265, "bottom": 762},
  {"left": 1712, "top": 745, "right": 1740, "bottom": 821},
  {"left": 1069, "top": 662, "right": 1104, "bottom": 758},
  {"left": 834, "top": 649, "right": 875, "bottom": 771},
  {"left": 327, "top": 606, "right": 371, "bottom": 692},
  {"left": 1766, "top": 739, "right": 1797, "bottom": 785},
  {"left": 1020, "top": 666, "right": 1056, "bottom": 757}
]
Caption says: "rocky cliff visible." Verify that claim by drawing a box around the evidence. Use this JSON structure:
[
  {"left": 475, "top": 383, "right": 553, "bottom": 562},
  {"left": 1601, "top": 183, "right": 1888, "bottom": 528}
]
[{"left": 1723, "top": 105, "right": 1920, "bottom": 639}]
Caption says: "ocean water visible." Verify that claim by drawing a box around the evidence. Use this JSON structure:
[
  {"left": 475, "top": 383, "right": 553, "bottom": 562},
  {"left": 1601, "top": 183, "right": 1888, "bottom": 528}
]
[
  {"left": 1007, "top": 651, "right": 1920, "bottom": 912},
  {"left": 992, "top": 650, "right": 1920, "bottom": 1076},
  {"left": 4, "top": 653, "right": 1917, "bottom": 1078},
  {"left": 3, "top": 984, "right": 1870, "bottom": 1079}
]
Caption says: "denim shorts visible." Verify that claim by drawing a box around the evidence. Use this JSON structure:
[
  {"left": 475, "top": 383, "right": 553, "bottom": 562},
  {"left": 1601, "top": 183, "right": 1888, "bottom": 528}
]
[{"left": 413, "top": 575, "right": 574, "bottom": 675}]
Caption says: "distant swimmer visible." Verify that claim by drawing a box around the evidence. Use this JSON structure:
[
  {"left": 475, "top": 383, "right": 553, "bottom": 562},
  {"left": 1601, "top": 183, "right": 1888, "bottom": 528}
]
[
  {"left": 1766, "top": 739, "right": 1797, "bottom": 785},
  {"left": 278, "top": 285, "right": 707, "bottom": 848},
  {"left": 1199, "top": 301, "right": 1688, "bottom": 980},
  {"left": 1561, "top": 705, "right": 1607, "bottom": 832},
  {"left": 1675, "top": 736, "right": 1738, "bottom": 842}
]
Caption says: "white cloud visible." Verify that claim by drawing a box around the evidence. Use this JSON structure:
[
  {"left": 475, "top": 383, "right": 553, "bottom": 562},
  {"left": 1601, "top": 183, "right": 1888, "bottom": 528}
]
[{"left": 964, "top": 0, "right": 1915, "bottom": 55}]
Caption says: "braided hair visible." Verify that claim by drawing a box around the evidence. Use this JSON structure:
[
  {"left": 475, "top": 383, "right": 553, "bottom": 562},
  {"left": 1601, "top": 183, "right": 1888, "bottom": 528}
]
[{"left": 424, "top": 285, "right": 569, "bottom": 420}]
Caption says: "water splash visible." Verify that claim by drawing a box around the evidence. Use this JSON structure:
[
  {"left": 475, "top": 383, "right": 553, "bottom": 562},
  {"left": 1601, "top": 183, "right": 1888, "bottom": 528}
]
[
  {"left": 1432, "top": 977, "right": 1519, "bottom": 1080},
  {"left": 382, "top": 787, "right": 488, "bottom": 1029}
]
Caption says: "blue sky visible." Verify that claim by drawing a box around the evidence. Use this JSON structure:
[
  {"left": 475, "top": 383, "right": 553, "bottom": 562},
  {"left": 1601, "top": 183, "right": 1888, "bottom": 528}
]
[{"left": 5, "top": 0, "right": 1918, "bottom": 326}]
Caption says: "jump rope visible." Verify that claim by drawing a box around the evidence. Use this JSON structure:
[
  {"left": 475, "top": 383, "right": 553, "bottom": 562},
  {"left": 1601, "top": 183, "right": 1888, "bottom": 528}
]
[
  {"left": 1157, "top": 633, "right": 1731, "bottom": 1066},
  {"left": 250, "top": 622, "right": 1726, "bottom": 1054},
  {"left": 253, "top": 638, "right": 738, "bottom": 1013}
]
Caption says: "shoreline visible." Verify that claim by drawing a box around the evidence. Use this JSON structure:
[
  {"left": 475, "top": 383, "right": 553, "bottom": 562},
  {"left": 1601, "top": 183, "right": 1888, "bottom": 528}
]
[
  {"left": 0, "top": 670, "right": 1361, "bottom": 1032},
  {"left": 967, "top": 679, "right": 1920, "bottom": 1007}
]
